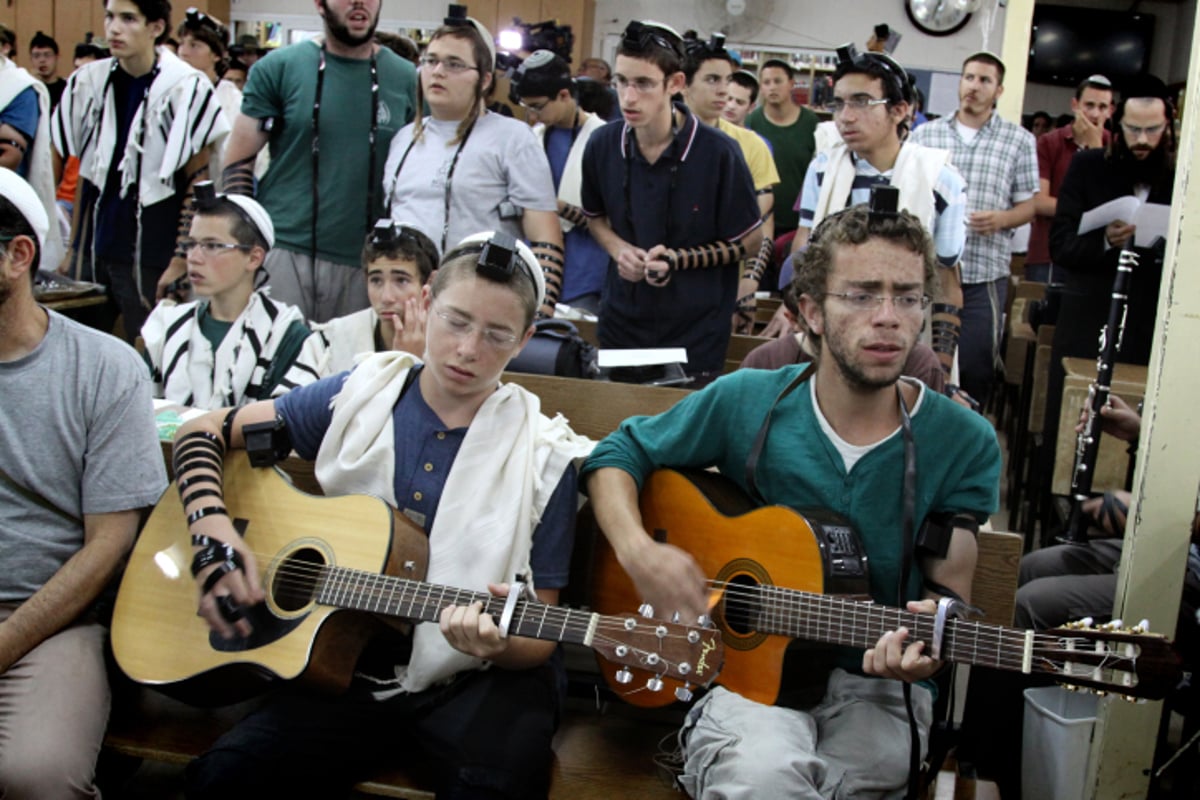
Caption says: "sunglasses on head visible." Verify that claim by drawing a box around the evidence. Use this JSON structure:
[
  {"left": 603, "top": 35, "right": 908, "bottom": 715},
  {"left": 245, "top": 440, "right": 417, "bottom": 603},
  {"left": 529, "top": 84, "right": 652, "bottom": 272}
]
[{"left": 622, "top": 21, "right": 685, "bottom": 60}]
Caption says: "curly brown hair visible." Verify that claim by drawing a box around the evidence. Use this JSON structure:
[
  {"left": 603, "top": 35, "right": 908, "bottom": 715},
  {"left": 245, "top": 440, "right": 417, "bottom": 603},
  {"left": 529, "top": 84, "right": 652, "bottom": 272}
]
[{"left": 793, "top": 205, "right": 938, "bottom": 353}]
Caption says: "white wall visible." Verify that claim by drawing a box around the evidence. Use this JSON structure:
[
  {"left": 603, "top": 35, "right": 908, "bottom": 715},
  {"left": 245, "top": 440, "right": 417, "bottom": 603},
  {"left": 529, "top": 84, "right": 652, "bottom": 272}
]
[
  {"left": 589, "top": 0, "right": 1010, "bottom": 73},
  {"left": 229, "top": 0, "right": 1194, "bottom": 116}
]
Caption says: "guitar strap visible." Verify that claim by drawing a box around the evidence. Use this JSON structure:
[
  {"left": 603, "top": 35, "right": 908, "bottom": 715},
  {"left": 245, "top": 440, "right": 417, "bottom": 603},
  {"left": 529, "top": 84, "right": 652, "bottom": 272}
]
[
  {"left": 745, "top": 372, "right": 924, "bottom": 799},
  {"left": 896, "top": 385, "right": 923, "bottom": 800},
  {"left": 743, "top": 362, "right": 815, "bottom": 504}
]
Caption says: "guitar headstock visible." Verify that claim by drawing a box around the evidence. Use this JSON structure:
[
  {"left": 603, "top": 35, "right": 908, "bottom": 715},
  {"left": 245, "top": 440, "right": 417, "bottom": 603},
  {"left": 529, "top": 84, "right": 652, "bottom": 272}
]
[
  {"left": 591, "top": 611, "right": 724, "bottom": 702},
  {"left": 1039, "top": 619, "right": 1182, "bottom": 701}
]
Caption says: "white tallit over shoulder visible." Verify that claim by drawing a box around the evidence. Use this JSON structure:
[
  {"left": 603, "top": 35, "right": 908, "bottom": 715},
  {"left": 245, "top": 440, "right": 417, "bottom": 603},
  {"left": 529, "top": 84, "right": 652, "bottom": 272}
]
[
  {"left": 305, "top": 307, "right": 379, "bottom": 377},
  {"left": 314, "top": 351, "right": 595, "bottom": 692},
  {"left": 811, "top": 140, "right": 949, "bottom": 231},
  {"left": 51, "top": 49, "right": 229, "bottom": 209}
]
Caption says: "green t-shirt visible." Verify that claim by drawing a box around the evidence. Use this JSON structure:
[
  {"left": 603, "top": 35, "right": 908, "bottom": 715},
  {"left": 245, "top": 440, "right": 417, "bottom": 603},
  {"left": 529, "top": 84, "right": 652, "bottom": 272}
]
[
  {"left": 581, "top": 367, "right": 1000, "bottom": 685},
  {"left": 746, "top": 105, "right": 819, "bottom": 233},
  {"left": 198, "top": 311, "right": 311, "bottom": 399},
  {"left": 241, "top": 42, "right": 417, "bottom": 267}
]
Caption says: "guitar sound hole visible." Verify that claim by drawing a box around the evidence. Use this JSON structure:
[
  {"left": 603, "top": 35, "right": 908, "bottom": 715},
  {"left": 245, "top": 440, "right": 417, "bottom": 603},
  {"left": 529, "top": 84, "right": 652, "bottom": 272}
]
[
  {"left": 721, "top": 574, "right": 762, "bottom": 635},
  {"left": 273, "top": 547, "right": 325, "bottom": 612}
]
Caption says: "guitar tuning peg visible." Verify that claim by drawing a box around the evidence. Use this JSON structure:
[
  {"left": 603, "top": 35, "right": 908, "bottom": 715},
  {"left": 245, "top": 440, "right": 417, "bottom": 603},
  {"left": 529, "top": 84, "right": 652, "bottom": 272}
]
[
  {"left": 1080, "top": 617, "right": 1094, "bottom": 628},
  {"left": 639, "top": 603, "right": 655, "bottom": 618},
  {"left": 1136, "top": 619, "right": 1150, "bottom": 633},
  {"left": 614, "top": 668, "right": 633, "bottom": 685},
  {"left": 698, "top": 614, "right": 711, "bottom": 627},
  {"left": 687, "top": 630, "right": 700, "bottom": 644},
  {"left": 671, "top": 611, "right": 681, "bottom": 623},
  {"left": 1108, "top": 618, "right": 1124, "bottom": 631},
  {"left": 646, "top": 676, "right": 664, "bottom": 692},
  {"left": 675, "top": 684, "right": 694, "bottom": 702}
]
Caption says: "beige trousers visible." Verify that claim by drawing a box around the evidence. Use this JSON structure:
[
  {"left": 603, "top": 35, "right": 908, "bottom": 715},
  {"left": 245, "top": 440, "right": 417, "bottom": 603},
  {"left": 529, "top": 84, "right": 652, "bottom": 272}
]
[{"left": 0, "top": 604, "right": 110, "bottom": 799}]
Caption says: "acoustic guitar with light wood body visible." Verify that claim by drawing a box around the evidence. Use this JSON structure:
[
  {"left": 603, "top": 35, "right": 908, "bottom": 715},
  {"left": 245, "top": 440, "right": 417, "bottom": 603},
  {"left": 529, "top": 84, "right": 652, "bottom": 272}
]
[
  {"left": 590, "top": 469, "right": 1181, "bottom": 708},
  {"left": 111, "top": 454, "right": 724, "bottom": 704}
]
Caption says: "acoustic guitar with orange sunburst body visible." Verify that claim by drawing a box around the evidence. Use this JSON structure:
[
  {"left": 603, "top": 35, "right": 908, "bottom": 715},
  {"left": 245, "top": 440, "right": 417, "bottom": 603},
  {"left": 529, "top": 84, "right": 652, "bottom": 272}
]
[{"left": 590, "top": 469, "right": 1181, "bottom": 708}]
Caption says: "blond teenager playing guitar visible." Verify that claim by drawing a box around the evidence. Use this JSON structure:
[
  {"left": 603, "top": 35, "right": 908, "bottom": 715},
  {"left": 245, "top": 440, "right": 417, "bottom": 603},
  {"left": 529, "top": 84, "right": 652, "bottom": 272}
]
[
  {"left": 583, "top": 197, "right": 1000, "bottom": 797},
  {"left": 172, "top": 232, "right": 593, "bottom": 799}
]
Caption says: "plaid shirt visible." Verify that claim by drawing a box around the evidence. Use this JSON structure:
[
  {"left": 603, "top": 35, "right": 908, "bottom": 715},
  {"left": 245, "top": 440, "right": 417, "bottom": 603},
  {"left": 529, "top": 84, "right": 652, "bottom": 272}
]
[{"left": 910, "top": 112, "right": 1038, "bottom": 283}]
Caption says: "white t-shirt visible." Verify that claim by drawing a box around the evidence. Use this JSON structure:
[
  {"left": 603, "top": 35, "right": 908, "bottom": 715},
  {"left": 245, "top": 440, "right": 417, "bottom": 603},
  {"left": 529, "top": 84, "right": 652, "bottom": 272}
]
[{"left": 383, "top": 111, "right": 558, "bottom": 253}]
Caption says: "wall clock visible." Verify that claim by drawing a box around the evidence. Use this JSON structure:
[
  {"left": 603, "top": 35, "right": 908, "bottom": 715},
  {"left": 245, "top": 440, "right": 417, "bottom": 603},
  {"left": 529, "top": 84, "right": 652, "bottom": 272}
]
[{"left": 905, "top": 0, "right": 975, "bottom": 37}]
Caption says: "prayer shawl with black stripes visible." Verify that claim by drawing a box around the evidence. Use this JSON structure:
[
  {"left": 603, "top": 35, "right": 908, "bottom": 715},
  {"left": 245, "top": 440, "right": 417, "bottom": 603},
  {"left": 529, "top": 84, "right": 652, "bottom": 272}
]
[
  {"left": 141, "top": 292, "right": 319, "bottom": 409},
  {"left": 50, "top": 49, "right": 228, "bottom": 276}
]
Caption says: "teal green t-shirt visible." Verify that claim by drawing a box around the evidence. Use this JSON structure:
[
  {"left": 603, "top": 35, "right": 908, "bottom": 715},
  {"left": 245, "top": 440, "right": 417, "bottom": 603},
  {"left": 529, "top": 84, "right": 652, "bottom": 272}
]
[
  {"left": 198, "top": 310, "right": 311, "bottom": 399},
  {"left": 241, "top": 42, "right": 417, "bottom": 267},
  {"left": 746, "top": 105, "right": 819, "bottom": 233},
  {"left": 581, "top": 367, "right": 1000, "bottom": 684}
]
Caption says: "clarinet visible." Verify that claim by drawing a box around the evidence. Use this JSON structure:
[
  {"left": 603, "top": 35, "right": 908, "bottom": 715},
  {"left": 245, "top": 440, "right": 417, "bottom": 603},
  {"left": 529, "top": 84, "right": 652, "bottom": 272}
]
[{"left": 1059, "top": 249, "right": 1138, "bottom": 544}]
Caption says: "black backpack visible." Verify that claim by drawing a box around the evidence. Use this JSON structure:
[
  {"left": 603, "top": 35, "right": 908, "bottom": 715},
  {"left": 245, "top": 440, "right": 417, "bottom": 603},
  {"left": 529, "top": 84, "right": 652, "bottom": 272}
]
[{"left": 507, "top": 319, "right": 599, "bottom": 379}]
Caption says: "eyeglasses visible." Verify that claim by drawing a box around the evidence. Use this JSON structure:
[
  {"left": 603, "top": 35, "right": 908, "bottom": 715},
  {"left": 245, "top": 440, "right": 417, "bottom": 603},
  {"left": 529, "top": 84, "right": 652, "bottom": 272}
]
[
  {"left": 1120, "top": 121, "right": 1166, "bottom": 138},
  {"left": 614, "top": 76, "right": 666, "bottom": 93},
  {"left": 418, "top": 55, "right": 479, "bottom": 75},
  {"left": 519, "top": 98, "right": 551, "bottom": 112},
  {"left": 432, "top": 305, "right": 521, "bottom": 348},
  {"left": 824, "top": 292, "right": 930, "bottom": 314},
  {"left": 825, "top": 97, "right": 890, "bottom": 115},
  {"left": 180, "top": 238, "right": 253, "bottom": 257}
]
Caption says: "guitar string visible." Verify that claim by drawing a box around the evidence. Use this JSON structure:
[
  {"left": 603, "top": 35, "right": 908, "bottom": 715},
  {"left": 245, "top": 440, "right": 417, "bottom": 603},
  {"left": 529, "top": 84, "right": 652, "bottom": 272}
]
[
  {"left": 194, "top": 555, "right": 705, "bottom": 646},
  {"left": 176, "top": 550, "right": 1133, "bottom": 674},
  {"left": 705, "top": 579, "right": 1126, "bottom": 671}
]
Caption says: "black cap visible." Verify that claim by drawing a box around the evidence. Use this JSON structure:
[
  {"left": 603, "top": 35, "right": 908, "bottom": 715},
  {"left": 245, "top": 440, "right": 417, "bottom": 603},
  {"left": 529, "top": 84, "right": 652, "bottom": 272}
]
[{"left": 1121, "top": 73, "right": 1170, "bottom": 103}]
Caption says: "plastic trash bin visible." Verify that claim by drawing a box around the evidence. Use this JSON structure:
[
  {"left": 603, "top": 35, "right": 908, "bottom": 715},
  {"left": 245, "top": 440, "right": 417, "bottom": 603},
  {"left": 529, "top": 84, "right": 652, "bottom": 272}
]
[{"left": 1022, "top": 685, "right": 1100, "bottom": 800}]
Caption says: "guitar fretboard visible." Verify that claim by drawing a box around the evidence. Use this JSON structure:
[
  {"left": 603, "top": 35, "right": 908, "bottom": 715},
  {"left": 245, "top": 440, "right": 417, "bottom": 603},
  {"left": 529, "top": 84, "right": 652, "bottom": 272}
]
[
  {"left": 315, "top": 565, "right": 597, "bottom": 647},
  {"left": 749, "top": 586, "right": 1036, "bottom": 670}
]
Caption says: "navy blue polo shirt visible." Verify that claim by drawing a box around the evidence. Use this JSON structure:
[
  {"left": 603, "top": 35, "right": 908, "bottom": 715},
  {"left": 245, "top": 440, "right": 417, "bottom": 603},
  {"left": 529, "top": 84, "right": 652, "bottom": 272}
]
[
  {"left": 276, "top": 366, "right": 578, "bottom": 589},
  {"left": 580, "top": 103, "right": 760, "bottom": 374}
]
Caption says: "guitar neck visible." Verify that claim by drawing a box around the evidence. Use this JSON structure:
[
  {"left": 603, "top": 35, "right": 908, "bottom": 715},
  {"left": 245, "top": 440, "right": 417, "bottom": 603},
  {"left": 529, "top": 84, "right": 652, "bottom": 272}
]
[
  {"left": 754, "top": 586, "right": 1031, "bottom": 671},
  {"left": 317, "top": 565, "right": 596, "bottom": 647}
]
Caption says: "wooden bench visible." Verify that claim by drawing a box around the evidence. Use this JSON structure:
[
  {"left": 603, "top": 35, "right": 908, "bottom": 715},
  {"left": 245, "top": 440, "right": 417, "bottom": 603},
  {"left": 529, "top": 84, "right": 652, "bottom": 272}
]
[{"left": 117, "top": 374, "right": 1022, "bottom": 797}]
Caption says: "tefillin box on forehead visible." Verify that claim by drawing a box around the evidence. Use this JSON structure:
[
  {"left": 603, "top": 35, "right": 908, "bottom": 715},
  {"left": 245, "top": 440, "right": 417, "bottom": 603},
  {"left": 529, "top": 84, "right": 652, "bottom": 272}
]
[
  {"left": 868, "top": 184, "right": 900, "bottom": 222},
  {"left": 475, "top": 232, "right": 523, "bottom": 283},
  {"left": 445, "top": 4, "right": 469, "bottom": 26},
  {"left": 371, "top": 219, "right": 402, "bottom": 246},
  {"left": 192, "top": 181, "right": 219, "bottom": 212}
]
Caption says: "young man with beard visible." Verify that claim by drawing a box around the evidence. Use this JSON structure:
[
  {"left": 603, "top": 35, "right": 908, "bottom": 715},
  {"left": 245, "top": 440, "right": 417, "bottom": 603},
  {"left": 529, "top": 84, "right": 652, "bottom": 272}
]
[
  {"left": 580, "top": 20, "right": 761, "bottom": 385},
  {"left": 1026, "top": 75, "right": 1114, "bottom": 283},
  {"left": 221, "top": 0, "right": 417, "bottom": 322},
  {"left": 681, "top": 32, "right": 779, "bottom": 332},
  {"left": 51, "top": 0, "right": 229, "bottom": 341},
  {"left": 783, "top": 46, "right": 968, "bottom": 386},
  {"left": 1034, "top": 75, "right": 1177, "bottom": 531},
  {"left": 0, "top": 168, "right": 167, "bottom": 798},
  {"left": 583, "top": 201, "right": 999, "bottom": 797},
  {"left": 910, "top": 52, "right": 1038, "bottom": 407}
]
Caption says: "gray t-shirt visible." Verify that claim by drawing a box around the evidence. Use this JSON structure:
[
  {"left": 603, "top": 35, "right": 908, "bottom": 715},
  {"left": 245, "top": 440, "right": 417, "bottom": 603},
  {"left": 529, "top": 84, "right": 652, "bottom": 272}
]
[
  {"left": 383, "top": 111, "right": 557, "bottom": 253},
  {"left": 0, "top": 311, "right": 168, "bottom": 602}
]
